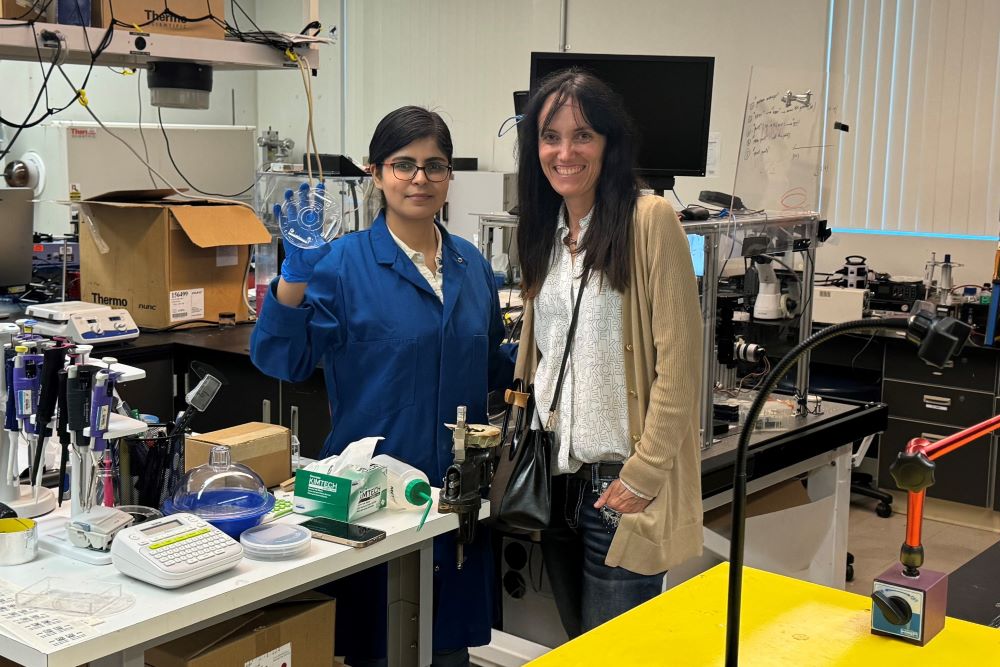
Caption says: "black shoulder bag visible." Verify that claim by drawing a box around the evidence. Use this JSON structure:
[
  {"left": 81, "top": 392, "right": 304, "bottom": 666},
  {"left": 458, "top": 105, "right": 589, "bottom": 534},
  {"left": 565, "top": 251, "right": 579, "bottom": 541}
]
[{"left": 494, "top": 271, "right": 589, "bottom": 531}]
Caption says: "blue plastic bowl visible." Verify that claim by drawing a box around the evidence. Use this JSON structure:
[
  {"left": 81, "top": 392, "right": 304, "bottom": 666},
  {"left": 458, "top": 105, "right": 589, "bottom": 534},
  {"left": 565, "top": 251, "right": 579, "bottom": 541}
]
[{"left": 162, "top": 489, "right": 275, "bottom": 539}]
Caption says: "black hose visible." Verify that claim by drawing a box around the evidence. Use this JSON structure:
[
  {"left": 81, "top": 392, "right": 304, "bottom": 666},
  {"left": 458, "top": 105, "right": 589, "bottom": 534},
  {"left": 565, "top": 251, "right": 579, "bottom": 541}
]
[{"left": 725, "top": 317, "right": 910, "bottom": 666}]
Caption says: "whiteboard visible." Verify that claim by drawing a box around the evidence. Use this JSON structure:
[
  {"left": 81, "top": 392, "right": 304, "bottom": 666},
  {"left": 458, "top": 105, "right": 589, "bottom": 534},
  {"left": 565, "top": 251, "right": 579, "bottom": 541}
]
[{"left": 733, "top": 68, "right": 827, "bottom": 213}]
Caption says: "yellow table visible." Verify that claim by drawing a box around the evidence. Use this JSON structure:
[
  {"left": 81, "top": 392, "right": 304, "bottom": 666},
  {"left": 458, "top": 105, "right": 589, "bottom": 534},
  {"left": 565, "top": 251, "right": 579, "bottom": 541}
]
[{"left": 530, "top": 563, "right": 1000, "bottom": 666}]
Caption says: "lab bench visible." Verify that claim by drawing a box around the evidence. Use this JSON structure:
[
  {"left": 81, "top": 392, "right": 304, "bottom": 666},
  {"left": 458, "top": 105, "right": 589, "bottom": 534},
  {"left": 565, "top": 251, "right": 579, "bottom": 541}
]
[
  {"left": 752, "top": 324, "right": 1000, "bottom": 511},
  {"left": 0, "top": 490, "right": 479, "bottom": 667},
  {"left": 95, "top": 326, "right": 332, "bottom": 459},
  {"left": 528, "top": 563, "right": 1000, "bottom": 666}
]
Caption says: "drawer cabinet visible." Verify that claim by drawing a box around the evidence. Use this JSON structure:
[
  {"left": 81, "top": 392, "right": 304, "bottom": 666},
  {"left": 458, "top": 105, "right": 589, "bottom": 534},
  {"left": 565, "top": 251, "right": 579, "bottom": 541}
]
[
  {"left": 877, "top": 418, "right": 994, "bottom": 507},
  {"left": 884, "top": 344, "right": 996, "bottom": 392},
  {"left": 881, "top": 340, "right": 998, "bottom": 508},
  {"left": 882, "top": 380, "right": 994, "bottom": 429}
]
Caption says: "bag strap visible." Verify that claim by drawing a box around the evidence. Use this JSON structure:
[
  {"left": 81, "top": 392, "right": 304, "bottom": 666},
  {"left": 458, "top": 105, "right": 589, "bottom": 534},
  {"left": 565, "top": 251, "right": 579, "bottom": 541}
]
[{"left": 548, "top": 269, "right": 590, "bottom": 415}]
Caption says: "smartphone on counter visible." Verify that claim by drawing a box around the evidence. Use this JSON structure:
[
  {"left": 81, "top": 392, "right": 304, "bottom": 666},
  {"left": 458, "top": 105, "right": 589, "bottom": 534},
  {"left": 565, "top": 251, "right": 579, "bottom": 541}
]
[{"left": 299, "top": 517, "right": 387, "bottom": 548}]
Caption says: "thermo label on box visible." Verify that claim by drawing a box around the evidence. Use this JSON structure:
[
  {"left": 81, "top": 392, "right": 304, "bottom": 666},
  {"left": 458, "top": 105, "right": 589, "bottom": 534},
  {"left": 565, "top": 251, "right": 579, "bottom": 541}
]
[
  {"left": 244, "top": 642, "right": 291, "bottom": 667},
  {"left": 169, "top": 288, "right": 205, "bottom": 322}
]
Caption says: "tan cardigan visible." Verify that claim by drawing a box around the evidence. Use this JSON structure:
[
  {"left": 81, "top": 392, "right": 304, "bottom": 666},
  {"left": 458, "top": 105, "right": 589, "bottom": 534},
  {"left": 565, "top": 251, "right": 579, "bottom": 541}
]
[{"left": 514, "top": 195, "right": 704, "bottom": 575}]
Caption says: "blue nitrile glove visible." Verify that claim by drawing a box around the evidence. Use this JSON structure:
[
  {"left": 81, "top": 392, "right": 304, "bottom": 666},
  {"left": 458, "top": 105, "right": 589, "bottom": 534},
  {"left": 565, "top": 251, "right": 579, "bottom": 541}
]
[{"left": 278, "top": 183, "right": 332, "bottom": 283}]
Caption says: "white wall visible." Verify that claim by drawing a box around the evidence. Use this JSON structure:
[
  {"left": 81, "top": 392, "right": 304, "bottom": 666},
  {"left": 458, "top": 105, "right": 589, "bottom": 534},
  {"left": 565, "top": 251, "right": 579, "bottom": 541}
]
[
  {"left": 253, "top": 0, "right": 830, "bottom": 204},
  {"left": 254, "top": 0, "right": 342, "bottom": 161},
  {"left": 817, "top": 232, "right": 995, "bottom": 288}
]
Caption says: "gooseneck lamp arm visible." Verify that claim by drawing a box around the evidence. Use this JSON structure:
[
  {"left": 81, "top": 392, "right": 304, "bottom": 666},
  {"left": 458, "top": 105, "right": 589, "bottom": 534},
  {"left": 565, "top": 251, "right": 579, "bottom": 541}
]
[{"left": 724, "top": 304, "right": 970, "bottom": 667}]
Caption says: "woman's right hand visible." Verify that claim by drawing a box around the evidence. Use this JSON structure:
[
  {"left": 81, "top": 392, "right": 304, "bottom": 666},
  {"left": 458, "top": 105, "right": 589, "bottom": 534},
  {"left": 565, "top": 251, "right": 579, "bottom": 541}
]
[{"left": 280, "top": 230, "right": 331, "bottom": 284}]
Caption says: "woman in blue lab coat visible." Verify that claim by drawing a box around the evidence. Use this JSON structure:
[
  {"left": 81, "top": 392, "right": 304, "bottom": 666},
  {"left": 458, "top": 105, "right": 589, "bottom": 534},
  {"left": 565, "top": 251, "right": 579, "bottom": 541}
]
[{"left": 250, "top": 106, "right": 513, "bottom": 667}]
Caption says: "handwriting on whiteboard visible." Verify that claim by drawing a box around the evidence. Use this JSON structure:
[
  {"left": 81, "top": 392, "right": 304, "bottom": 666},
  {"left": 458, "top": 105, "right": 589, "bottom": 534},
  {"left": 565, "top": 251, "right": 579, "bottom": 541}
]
[{"left": 741, "top": 93, "right": 807, "bottom": 165}]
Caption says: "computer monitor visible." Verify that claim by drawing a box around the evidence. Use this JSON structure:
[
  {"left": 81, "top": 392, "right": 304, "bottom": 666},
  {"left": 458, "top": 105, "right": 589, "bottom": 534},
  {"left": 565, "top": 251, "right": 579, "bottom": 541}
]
[
  {"left": 687, "top": 233, "right": 705, "bottom": 278},
  {"left": 0, "top": 188, "right": 34, "bottom": 293},
  {"left": 530, "top": 52, "right": 714, "bottom": 189}
]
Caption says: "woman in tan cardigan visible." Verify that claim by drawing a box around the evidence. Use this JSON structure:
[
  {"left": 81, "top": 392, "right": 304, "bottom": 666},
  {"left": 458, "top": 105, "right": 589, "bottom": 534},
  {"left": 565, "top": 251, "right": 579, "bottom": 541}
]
[{"left": 514, "top": 69, "right": 704, "bottom": 637}]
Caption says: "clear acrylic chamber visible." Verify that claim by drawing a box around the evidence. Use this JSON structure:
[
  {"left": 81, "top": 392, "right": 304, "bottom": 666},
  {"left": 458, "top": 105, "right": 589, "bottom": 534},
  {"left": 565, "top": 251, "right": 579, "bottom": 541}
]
[{"left": 251, "top": 170, "right": 367, "bottom": 315}]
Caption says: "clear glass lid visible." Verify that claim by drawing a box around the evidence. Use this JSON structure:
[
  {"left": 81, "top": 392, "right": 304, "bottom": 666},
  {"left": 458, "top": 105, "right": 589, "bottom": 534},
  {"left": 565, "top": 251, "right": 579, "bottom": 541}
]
[{"left": 171, "top": 446, "right": 273, "bottom": 519}]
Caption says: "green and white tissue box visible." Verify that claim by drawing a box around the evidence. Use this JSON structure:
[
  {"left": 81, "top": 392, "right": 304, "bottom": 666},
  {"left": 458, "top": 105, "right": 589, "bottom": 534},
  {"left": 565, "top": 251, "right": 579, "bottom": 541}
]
[{"left": 293, "top": 464, "right": 388, "bottom": 522}]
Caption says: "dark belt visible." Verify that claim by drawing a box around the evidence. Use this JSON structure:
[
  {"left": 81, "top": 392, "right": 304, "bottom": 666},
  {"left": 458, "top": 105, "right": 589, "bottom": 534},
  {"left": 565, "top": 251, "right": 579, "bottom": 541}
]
[{"left": 572, "top": 461, "right": 624, "bottom": 480}]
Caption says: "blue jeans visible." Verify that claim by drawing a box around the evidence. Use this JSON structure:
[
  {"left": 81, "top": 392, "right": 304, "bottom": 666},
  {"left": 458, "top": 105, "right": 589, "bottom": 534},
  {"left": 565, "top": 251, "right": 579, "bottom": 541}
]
[{"left": 540, "top": 471, "right": 665, "bottom": 638}]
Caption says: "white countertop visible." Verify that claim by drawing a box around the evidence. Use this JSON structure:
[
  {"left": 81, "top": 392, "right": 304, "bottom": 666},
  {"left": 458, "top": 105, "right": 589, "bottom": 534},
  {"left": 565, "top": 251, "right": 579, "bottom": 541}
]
[{"left": 0, "top": 490, "right": 487, "bottom": 667}]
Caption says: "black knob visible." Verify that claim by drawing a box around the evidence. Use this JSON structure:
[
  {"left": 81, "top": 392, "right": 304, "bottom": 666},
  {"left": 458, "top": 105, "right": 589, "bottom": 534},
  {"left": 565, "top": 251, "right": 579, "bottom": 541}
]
[{"left": 872, "top": 591, "right": 912, "bottom": 626}]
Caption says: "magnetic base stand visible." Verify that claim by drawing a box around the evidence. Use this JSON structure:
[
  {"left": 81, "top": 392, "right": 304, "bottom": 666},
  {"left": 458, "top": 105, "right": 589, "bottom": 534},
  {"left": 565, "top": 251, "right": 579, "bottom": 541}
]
[
  {"left": 0, "top": 484, "right": 57, "bottom": 518},
  {"left": 37, "top": 515, "right": 113, "bottom": 565},
  {"left": 871, "top": 564, "right": 947, "bottom": 646}
]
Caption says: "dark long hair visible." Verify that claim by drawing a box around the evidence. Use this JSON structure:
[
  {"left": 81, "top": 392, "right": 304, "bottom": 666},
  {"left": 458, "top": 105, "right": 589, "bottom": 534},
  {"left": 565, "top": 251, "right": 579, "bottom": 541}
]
[
  {"left": 517, "top": 69, "right": 639, "bottom": 296},
  {"left": 369, "top": 106, "right": 453, "bottom": 207}
]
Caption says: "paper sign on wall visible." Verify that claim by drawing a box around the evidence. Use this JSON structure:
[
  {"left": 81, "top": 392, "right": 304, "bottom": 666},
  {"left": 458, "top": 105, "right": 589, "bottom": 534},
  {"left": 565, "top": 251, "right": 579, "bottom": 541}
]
[
  {"left": 169, "top": 288, "right": 205, "bottom": 322},
  {"left": 706, "top": 132, "right": 720, "bottom": 177},
  {"left": 244, "top": 642, "right": 291, "bottom": 667}
]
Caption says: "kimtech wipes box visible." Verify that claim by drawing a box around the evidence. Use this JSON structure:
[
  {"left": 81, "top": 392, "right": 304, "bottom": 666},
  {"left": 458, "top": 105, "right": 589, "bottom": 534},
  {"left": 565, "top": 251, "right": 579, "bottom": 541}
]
[
  {"left": 79, "top": 189, "right": 270, "bottom": 329},
  {"left": 294, "top": 465, "right": 388, "bottom": 522}
]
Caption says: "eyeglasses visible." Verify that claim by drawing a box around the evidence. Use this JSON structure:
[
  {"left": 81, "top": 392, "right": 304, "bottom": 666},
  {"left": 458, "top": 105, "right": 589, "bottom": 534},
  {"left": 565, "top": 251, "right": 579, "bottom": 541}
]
[{"left": 381, "top": 161, "right": 453, "bottom": 182}]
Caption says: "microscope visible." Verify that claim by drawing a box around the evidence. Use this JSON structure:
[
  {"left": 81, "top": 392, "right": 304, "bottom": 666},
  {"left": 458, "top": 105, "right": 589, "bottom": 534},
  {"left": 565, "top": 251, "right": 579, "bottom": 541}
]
[{"left": 438, "top": 406, "right": 500, "bottom": 569}]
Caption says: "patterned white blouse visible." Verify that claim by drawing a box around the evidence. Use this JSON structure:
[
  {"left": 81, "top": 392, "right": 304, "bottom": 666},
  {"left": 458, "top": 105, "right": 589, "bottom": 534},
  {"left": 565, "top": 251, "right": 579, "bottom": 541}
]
[{"left": 533, "top": 205, "right": 631, "bottom": 475}]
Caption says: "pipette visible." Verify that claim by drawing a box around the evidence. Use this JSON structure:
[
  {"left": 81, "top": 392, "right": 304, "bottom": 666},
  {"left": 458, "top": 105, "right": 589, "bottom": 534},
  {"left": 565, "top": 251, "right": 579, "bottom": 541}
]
[
  {"left": 66, "top": 365, "right": 95, "bottom": 511},
  {"left": 29, "top": 344, "right": 70, "bottom": 496},
  {"left": 12, "top": 346, "right": 43, "bottom": 499},
  {"left": 56, "top": 368, "right": 70, "bottom": 506},
  {"left": 2, "top": 345, "right": 18, "bottom": 487},
  {"left": 87, "top": 369, "right": 118, "bottom": 508}
]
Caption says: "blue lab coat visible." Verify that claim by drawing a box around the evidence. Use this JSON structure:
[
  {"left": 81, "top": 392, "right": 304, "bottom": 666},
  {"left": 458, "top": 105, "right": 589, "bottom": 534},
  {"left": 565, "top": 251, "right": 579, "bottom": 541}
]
[{"left": 250, "top": 212, "right": 513, "bottom": 655}]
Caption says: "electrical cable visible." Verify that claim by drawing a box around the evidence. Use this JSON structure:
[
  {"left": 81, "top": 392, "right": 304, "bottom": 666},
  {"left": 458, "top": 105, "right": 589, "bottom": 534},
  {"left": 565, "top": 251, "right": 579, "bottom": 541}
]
[
  {"left": 241, "top": 245, "right": 254, "bottom": 317},
  {"left": 0, "top": 12, "right": 114, "bottom": 162},
  {"left": 849, "top": 330, "right": 878, "bottom": 370},
  {"left": 0, "top": 0, "right": 52, "bottom": 26},
  {"left": 670, "top": 188, "right": 685, "bottom": 210},
  {"left": 135, "top": 68, "right": 158, "bottom": 188},
  {"left": 0, "top": 27, "right": 61, "bottom": 162},
  {"left": 497, "top": 115, "right": 522, "bottom": 138},
  {"left": 139, "top": 319, "right": 254, "bottom": 333},
  {"left": 56, "top": 63, "right": 255, "bottom": 213},
  {"left": 157, "top": 108, "right": 255, "bottom": 197}
]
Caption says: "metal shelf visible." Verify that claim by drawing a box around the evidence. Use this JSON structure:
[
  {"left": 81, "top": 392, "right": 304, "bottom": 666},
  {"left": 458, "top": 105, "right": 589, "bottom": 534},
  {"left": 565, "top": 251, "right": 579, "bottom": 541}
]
[{"left": 0, "top": 20, "right": 314, "bottom": 71}]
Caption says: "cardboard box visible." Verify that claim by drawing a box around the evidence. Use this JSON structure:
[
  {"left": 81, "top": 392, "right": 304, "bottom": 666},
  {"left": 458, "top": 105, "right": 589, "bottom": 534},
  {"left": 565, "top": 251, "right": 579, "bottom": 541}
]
[
  {"left": 186, "top": 423, "right": 291, "bottom": 489},
  {"left": 79, "top": 189, "right": 270, "bottom": 329},
  {"left": 93, "top": 0, "right": 226, "bottom": 40},
  {"left": 145, "top": 593, "right": 335, "bottom": 667},
  {"left": 0, "top": 0, "right": 45, "bottom": 20},
  {"left": 294, "top": 465, "right": 388, "bottom": 522},
  {"left": 704, "top": 479, "right": 812, "bottom": 529}
]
